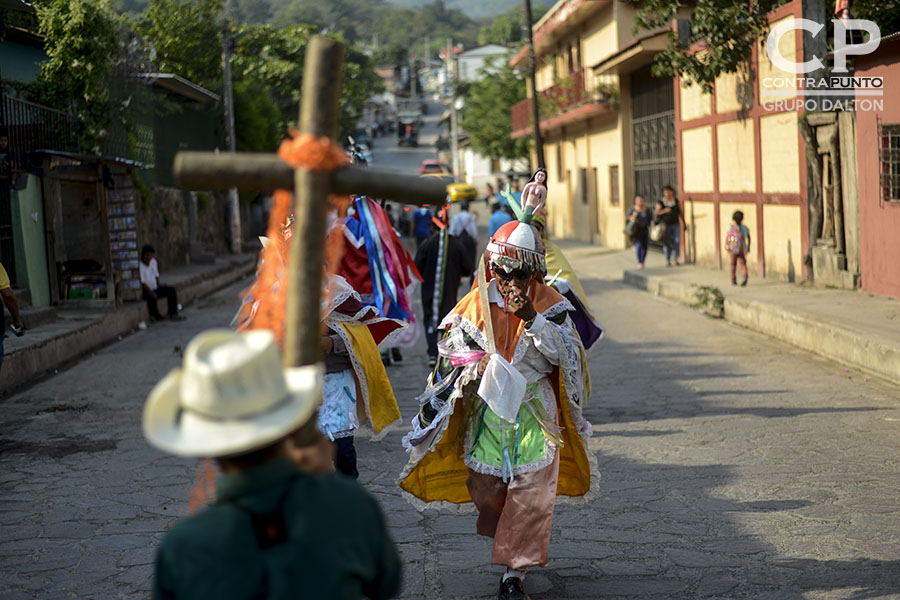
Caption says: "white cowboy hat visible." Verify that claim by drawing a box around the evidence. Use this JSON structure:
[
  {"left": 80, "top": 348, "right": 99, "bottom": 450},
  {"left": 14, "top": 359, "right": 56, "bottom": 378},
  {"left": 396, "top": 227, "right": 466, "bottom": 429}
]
[{"left": 143, "top": 328, "right": 321, "bottom": 458}]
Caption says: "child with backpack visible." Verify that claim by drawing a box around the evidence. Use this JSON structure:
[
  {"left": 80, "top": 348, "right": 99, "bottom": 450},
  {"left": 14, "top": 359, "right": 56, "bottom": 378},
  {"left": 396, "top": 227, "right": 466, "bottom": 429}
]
[{"left": 725, "top": 211, "right": 751, "bottom": 286}]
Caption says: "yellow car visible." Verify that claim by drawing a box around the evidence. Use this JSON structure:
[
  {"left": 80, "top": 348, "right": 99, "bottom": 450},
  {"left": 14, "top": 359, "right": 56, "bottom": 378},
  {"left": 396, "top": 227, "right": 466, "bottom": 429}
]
[{"left": 420, "top": 173, "right": 478, "bottom": 203}]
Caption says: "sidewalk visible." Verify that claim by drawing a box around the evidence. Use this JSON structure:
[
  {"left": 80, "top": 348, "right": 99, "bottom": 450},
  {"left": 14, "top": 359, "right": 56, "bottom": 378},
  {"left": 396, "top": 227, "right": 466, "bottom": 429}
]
[
  {"left": 554, "top": 240, "right": 900, "bottom": 386},
  {"left": 1, "top": 254, "right": 257, "bottom": 397}
]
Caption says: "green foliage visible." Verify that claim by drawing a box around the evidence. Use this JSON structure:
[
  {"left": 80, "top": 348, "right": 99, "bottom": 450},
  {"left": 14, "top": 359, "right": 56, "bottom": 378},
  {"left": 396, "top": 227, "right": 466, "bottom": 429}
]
[
  {"left": 135, "top": 0, "right": 224, "bottom": 89},
  {"left": 197, "top": 191, "right": 212, "bottom": 210},
  {"left": 477, "top": 3, "right": 550, "bottom": 46},
  {"left": 232, "top": 23, "right": 313, "bottom": 129},
  {"left": 233, "top": 75, "right": 281, "bottom": 152},
  {"left": 34, "top": 0, "right": 121, "bottom": 153},
  {"left": 633, "top": 0, "right": 787, "bottom": 92},
  {"left": 460, "top": 60, "right": 530, "bottom": 160},
  {"left": 593, "top": 82, "right": 620, "bottom": 110},
  {"left": 634, "top": 0, "right": 900, "bottom": 92},
  {"left": 848, "top": 0, "right": 900, "bottom": 36},
  {"left": 693, "top": 285, "right": 724, "bottom": 317}
]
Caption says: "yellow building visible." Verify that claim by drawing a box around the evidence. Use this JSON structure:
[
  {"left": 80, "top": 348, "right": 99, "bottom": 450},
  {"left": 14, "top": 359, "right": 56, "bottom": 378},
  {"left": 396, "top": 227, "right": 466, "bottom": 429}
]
[
  {"left": 676, "top": 0, "right": 809, "bottom": 280},
  {"left": 510, "top": 0, "right": 685, "bottom": 247}
]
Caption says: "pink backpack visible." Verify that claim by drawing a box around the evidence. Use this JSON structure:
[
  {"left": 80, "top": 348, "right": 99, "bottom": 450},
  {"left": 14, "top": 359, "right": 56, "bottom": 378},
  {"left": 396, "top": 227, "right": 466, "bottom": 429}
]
[{"left": 724, "top": 224, "right": 744, "bottom": 254}]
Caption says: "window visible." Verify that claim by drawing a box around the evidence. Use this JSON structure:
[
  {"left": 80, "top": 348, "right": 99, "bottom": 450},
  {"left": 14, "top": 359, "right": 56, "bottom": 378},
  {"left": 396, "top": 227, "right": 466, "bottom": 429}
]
[
  {"left": 490, "top": 158, "right": 501, "bottom": 173},
  {"left": 880, "top": 123, "right": 900, "bottom": 203},
  {"left": 609, "top": 165, "right": 620, "bottom": 206}
]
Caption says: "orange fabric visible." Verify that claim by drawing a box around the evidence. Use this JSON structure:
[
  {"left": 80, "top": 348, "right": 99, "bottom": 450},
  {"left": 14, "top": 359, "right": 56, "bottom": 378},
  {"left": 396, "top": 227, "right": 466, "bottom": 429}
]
[
  {"left": 236, "top": 133, "right": 352, "bottom": 346},
  {"left": 449, "top": 279, "right": 564, "bottom": 360}
]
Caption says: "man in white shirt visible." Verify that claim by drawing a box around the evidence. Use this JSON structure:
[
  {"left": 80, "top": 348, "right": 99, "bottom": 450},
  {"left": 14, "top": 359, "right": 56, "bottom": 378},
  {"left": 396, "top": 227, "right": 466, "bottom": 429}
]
[
  {"left": 448, "top": 201, "right": 478, "bottom": 281},
  {"left": 140, "top": 245, "right": 185, "bottom": 322}
]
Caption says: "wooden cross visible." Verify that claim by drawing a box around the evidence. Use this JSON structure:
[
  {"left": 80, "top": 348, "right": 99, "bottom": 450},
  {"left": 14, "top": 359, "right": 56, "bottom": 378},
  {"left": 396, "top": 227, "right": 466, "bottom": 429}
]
[{"left": 174, "top": 36, "right": 447, "bottom": 369}]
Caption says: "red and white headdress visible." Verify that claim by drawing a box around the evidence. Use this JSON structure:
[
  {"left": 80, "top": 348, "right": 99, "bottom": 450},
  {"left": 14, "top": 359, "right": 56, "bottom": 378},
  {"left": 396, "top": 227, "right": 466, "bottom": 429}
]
[{"left": 486, "top": 220, "right": 546, "bottom": 274}]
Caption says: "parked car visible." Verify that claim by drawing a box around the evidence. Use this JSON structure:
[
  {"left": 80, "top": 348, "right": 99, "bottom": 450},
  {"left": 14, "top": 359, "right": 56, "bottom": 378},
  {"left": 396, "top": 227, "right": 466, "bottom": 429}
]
[
  {"left": 419, "top": 159, "right": 450, "bottom": 174},
  {"left": 420, "top": 173, "right": 478, "bottom": 203}
]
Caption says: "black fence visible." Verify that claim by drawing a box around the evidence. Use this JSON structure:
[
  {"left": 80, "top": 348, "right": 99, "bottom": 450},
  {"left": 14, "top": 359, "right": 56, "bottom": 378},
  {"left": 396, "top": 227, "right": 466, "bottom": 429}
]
[{"left": 1, "top": 94, "right": 81, "bottom": 171}]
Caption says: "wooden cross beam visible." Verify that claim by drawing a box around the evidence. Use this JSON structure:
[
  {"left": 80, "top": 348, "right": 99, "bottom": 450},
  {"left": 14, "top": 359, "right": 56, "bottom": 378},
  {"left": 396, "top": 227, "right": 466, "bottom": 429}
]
[{"left": 174, "top": 36, "right": 447, "bottom": 368}]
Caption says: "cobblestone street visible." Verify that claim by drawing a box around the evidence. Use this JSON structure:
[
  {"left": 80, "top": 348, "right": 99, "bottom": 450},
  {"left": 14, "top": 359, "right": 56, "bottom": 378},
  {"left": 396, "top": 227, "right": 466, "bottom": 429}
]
[{"left": 2, "top": 249, "right": 900, "bottom": 599}]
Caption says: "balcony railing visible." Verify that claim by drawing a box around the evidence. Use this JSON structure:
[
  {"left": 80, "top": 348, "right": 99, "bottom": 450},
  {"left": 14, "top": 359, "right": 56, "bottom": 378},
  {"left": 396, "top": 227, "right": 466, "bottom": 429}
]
[
  {"left": 1, "top": 95, "right": 82, "bottom": 171},
  {"left": 511, "top": 68, "right": 615, "bottom": 135}
]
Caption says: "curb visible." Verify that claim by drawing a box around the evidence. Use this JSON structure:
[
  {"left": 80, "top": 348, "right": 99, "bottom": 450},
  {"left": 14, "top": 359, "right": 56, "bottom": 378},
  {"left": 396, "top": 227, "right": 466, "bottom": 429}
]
[
  {"left": 623, "top": 270, "right": 900, "bottom": 387},
  {"left": 1, "top": 256, "right": 256, "bottom": 398}
]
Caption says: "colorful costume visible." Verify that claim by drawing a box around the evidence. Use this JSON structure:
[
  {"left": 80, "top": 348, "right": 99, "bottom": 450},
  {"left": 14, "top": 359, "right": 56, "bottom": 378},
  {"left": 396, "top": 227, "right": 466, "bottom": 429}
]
[
  {"left": 235, "top": 222, "right": 403, "bottom": 478},
  {"left": 334, "top": 196, "right": 423, "bottom": 351},
  {"left": 533, "top": 211, "right": 604, "bottom": 350},
  {"left": 400, "top": 218, "right": 595, "bottom": 598}
]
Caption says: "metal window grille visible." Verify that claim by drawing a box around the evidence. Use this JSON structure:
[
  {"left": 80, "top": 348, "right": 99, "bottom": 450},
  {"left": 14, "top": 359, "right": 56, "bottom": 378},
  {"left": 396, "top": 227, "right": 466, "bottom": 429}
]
[{"left": 879, "top": 122, "right": 900, "bottom": 204}]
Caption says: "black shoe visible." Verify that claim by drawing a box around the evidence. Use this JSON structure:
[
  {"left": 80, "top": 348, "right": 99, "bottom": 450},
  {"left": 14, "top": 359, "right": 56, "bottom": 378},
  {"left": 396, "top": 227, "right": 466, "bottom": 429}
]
[
  {"left": 428, "top": 356, "right": 437, "bottom": 368},
  {"left": 740, "top": 279, "right": 748, "bottom": 287},
  {"left": 498, "top": 577, "right": 530, "bottom": 600},
  {"left": 731, "top": 280, "right": 737, "bottom": 286},
  {"left": 391, "top": 348, "right": 403, "bottom": 362},
  {"left": 169, "top": 314, "right": 186, "bottom": 321}
]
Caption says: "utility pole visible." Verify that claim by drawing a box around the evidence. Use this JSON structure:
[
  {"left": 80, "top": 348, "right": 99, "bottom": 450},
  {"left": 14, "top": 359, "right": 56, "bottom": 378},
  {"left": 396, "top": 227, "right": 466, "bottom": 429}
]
[
  {"left": 222, "top": 15, "right": 241, "bottom": 253},
  {"left": 523, "top": 0, "right": 545, "bottom": 170},
  {"left": 410, "top": 47, "right": 417, "bottom": 99},
  {"left": 447, "top": 38, "right": 460, "bottom": 180}
]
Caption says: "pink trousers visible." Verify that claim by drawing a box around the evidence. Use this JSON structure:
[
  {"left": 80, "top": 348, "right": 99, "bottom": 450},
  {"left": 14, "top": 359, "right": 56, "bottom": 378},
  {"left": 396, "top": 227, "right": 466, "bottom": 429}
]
[{"left": 465, "top": 452, "right": 560, "bottom": 569}]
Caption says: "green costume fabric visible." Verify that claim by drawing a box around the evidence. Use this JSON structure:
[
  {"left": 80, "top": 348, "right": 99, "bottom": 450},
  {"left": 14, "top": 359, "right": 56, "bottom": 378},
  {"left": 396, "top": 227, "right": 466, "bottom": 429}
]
[{"left": 154, "top": 458, "right": 401, "bottom": 600}]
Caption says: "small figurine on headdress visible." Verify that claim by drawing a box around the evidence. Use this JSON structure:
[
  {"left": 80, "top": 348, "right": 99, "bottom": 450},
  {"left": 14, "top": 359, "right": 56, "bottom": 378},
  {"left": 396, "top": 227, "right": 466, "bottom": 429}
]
[{"left": 520, "top": 168, "right": 548, "bottom": 221}]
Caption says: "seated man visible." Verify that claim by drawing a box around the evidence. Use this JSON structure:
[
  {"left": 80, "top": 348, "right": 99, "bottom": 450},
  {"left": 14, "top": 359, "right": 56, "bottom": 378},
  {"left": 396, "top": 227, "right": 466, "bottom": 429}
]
[
  {"left": 140, "top": 244, "right": 185, "bottom": 322},
  {"left": 144, "top": 329, "right": 402, "bottom": 600}
]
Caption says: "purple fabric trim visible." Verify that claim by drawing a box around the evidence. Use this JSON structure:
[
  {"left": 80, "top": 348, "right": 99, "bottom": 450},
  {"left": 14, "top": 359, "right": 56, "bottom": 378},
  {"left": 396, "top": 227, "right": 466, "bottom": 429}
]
[{"left": 562, "top": 290, "right": 603, "bottom": 350}]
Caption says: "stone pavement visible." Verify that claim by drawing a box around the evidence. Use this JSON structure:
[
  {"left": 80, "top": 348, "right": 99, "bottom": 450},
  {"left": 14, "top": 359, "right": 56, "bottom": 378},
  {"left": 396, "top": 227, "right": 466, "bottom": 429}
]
[
  {"left": 3, "top": 247, "right": 900, "bottom": 599},
  {"left": 582, "top": 242, "right": 900, "bottom": 387},
  {"left": 0, "top": 253, "right": 256, "bottom": 397}
]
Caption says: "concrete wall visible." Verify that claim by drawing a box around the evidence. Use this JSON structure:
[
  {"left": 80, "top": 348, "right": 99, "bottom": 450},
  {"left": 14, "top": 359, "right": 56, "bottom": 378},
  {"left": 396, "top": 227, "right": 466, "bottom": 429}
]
[
  {"left": 760, "top": 111, "right": 801, "bottom": 194},
  {"left": 716, "top": 120, "right": 756, "bottom": 193},
  {"left": 681, "top": 126, "right": 714, "bottom": 193},
  {"left": 854, "top": 37, "right": 900, "bottom": 298},
  {"left": 136, "top": 186, "right": 189, "bottom": 273},
  {"left": 10, "top": 174, "right": 50, "bottom": 306},
  {"left": 589, "top": 119, "right": 626, "bottom": 249},
  {"left": 763, "top": 204, "right": 801, "bottom": 282},
  {"left": 684, "top": 199, "right": 717, "bottom": 267}
]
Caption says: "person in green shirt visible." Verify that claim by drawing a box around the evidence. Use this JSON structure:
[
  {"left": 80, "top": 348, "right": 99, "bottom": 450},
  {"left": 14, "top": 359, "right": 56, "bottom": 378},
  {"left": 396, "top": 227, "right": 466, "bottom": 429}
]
[{"left": 143, "top": 328, "right": 401, "bottom": 600}]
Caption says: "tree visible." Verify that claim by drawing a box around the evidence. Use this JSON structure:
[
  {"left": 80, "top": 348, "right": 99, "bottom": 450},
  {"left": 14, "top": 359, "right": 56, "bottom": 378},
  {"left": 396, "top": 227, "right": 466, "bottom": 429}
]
[
  {"left": 460, "top": 61, "right": 530, "bottom": 160},
  {"left": 34, "top": 0, "right": 121, "bottom": 152},
  {"left": 633, "top": 0, "right": 900, "bottom": 92},
  {"left": 477, "top": 3, "right": 549, "bottom": 47},
  {"left": 135, "top": 0, "right": 224, "bottom": 88},
  {"left": 232, "top": 23, "right": 313, "bottom": 128}
]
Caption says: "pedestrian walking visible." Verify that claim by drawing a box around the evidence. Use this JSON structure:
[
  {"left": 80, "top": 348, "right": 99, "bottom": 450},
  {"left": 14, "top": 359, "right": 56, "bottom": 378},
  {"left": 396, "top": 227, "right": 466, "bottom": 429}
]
[
  {"left": 144, "top": 329, "right": 402, "bottom": 600},
  {"left": 401, "top": 215, "right": 595, "bottom": 600},
  {"left": 655, "top": 184, "right": 684, "bottom": 266},
  {"left": 488, "top": 203, "right": 513, "bottom": 238},
  {"left": 626, "top": 196, "right": 652, "bottom": 269},
  {"left": 415, "top": 212, "right": 468, "bottom": 367},
  {"left": 412, "top": 205, "right": 433, "bottom": 249},
  {"left": 140, "top": 245, "right": 185, "bottom": 322},
  {"left": 484, "top": 182, "right": 495, "bottom": 205},
  {"left": 725, "top": 210, "right": 751, "bottom": 286},
  {"left": 449, "top": 200, "right": 478, "bottom": 279},
  {"left": 0, "top": 261, "right": 25, "bottom": 375}
]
